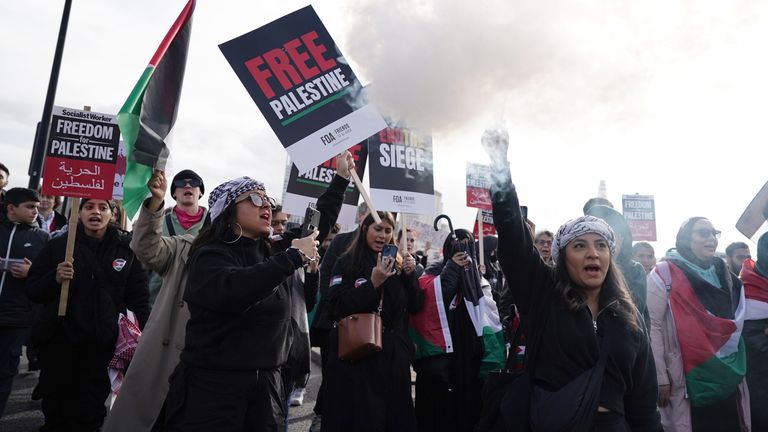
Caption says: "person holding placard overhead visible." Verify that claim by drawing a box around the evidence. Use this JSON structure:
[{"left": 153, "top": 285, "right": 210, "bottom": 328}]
[
  {"left": 163, "top": 176, "right": 319, "bottom": 432},
  {"left": 26, "top": 198, "right": 149, "bottom": 432}
]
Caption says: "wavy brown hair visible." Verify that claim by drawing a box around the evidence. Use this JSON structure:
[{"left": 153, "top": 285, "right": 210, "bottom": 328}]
[
  {"left": 553, "top": 253, "right": 640, "bottom": 331},
  {"left": 340, "top": 211, "right": 398, "bottom": 274}
]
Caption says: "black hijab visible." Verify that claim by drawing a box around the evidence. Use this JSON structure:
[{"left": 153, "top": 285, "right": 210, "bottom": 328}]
[{"left": 675, "top": 216, "right": 714, "bottom": 268}]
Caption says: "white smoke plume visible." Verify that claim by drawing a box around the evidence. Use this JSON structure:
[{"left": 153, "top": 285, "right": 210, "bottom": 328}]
[{"left": 343, "top": 0, "right": 768, "bottom": 134}]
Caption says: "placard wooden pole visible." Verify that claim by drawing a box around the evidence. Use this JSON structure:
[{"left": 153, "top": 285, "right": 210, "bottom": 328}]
[
  {"left": 58, "top": 104, "right": 90, "bottom": 316},
  {"left": 349, "top": 170, "right": 381, "bottom": 224},
  {"left": 477, "top": 209, "right": 485, "bottom": 273},
  {"left": 400, "top": 213, "right": 408, "bottom": 256},
  {"left": 58, "top": 197, "right": 80, "bottom": 316}
]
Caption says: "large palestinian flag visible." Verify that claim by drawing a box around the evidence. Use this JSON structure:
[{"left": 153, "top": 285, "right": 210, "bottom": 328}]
[
  {"left": 118, "top": 0, "right": 195, "bottom": 218},
  {"left": 410, "top": 270, "right": 506, "bottom": 378},
  {"left": 657, "top": 262, "right": 746, "bottom": 407},
  {"left": 741, "top": 258, "right": 768, "bottom": 321}
]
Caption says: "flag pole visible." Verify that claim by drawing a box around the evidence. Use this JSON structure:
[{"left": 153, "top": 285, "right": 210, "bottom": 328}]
[
  {"left": 349, "top": 170, "right": 381, "bottom": 224},
  {"left": 477, "top": 209, "right": 485, "bottom": 274}
]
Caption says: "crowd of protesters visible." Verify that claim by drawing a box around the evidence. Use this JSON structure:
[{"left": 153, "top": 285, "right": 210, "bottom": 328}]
[{"left": 0, "top": 138, "right": 767, "bottom": 432}]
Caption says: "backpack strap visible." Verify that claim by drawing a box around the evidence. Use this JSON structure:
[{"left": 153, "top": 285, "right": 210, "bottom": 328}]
[
  {"left": 164, "top": 213, "right": 176, "bottom": 236},
  {"left": 656, "top": 261, "right": 673, "bottom": 293}
]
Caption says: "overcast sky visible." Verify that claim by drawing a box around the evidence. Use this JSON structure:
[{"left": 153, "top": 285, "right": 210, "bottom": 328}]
[{"left": 1, "top": 0, "right": 767, "bottom": 255}]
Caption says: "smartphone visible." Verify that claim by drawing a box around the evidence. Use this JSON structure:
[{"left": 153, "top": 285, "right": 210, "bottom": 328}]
[
  {"left": 521, "top": 205, "right": 528, "bottom": 221},
  {"left": 300, "top": 206, "right": 321, "bottom": 237},
  {"left": 381, "top": 244, "right": 398, "bottom": 260},
  {"left": 0, "top": 258, "right": 25, "bottom": 272}
]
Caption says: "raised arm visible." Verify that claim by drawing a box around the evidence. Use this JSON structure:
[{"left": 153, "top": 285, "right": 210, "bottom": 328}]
[
  {"left": 130, "top": 171, "right": 184, "bottom": 275},
  {"left": 484, "top": 130, "right": 553, "bottom": 314},
  {"left": 314, "top": 151, "right": 355, "bottom": 244}
]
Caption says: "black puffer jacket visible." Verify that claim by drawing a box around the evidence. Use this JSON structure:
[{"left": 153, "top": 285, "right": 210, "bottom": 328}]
[
  {"left": 26, "top": 224, "right": 149, "bottom": 348},
  {"left": 0, "top": 212, "right": 49, "bottom": 327}
]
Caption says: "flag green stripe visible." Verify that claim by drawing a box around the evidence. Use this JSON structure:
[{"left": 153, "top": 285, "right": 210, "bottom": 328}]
[
  {"left": 280, "top": 87, "right": 352, "bottom": 126},
  {"left": 118, "top": 66, "right": 155, "bottom": 218},
  {"left": 479, "top": 326, "right": 506, "bottom": 378},
  {"left": 409, "top": 328, "right": 447, "bottom": 360},
  {"left": 686, "top": 338, "right": 747, "bottom": 407}
]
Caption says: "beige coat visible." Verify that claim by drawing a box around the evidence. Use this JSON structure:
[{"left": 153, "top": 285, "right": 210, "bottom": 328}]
[
  {"left": 103, "top": 200, "right": 194, "bottom": 432},
  {"left": 647, "top": 263, "right": 751, "bottom": 432}
]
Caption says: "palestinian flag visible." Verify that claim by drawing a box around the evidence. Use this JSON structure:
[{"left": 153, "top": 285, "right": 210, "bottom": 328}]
[
  {"left": 409, "top": 274, "right": 454, "bottom": 359},
  {"left": 659, "top": 262, "right": 746, "bottom": 407},
  {"left": 741, "top": 258, "right": 768, "bottom": 321},
  {"left": 118, "top": 0, "right": 195, "bottom": 218},
  {"left": 409, "top": 269, "right": 506, "bottom": 378}
]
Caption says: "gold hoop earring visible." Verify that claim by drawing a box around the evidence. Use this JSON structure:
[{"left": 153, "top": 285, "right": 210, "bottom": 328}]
[{"left": 224, "top": 222, "right": 243, "bottom": 244}]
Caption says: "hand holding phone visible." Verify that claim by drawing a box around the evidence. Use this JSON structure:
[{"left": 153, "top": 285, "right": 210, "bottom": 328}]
[
  {"left": 301, "top": 206, "right": 321, "bottom": 237},
  {"left": 371, "top": 250, "right": 397, "bottom": 288}
]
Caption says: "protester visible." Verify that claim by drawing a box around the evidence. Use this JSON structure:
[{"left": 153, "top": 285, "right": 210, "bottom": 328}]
[
  {"left": 103, "top": 171, "right": 205, "bottom": 432},
  {"left": 0, "top": 188, "right": 49, "bottom": 417},
  {"left": 163, "top": 176, "right": 318, "bottom": 431},
  {"left": 397, "top": 227, "right": 425, "bottom": 277},
  {"left": 586, "top": 205, "right": 650, "bottom": 329},
  {"left": 146, "top": 169, "right": 207, "bottom": 306},
  {"left": 411, "top": 228, "right": 503, "bottom": 432},
  {"left": 647, "top": 217, "right": 750, "bottom": 432},
  {"left": 632, "top": 241, "right": 656, "bottom": 275},
  {"left": 275, "top": 154, "right": 354, "bottom": 411},
  {"left": 484, "top": 130, "right": 661, "bottom": 431},
  {"left": 0, "top": 163, "right": 9, "bottom": 203},
  {"left": 309, "top": 200, "right": 368, "bottom": 431},
  {"left": 321, "top": 211, "right": 424, "bottom": 431},
  {"left": 726, "top": 241, "right": 751, "bottom": 275},
  {"left": 740, "top": 232, "right": 768, "bottom": 432},
  {"left": 35, "top": 192, "right": 66, "bottom": 234},
  {"left": 26, "top": 198, "right": 149, "bottom": 431},
  {"left": 271, "top": 204, "right": 289, "bottom": 235},
  {"left": 533, "top": 230, "right": 554, "bottom": 265}
]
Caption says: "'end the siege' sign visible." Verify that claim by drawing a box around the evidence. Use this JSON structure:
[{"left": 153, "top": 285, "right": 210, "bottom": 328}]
[
  {"left": 219, "top": 6, "right": 386, "bottom": 174},
  {"left": 41, "top": 106, "right": 119, "bottom": 200}
]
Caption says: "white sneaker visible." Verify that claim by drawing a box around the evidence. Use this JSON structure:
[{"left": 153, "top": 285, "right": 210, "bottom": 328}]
[
  {"left": 289, "top": 387, "right": 306, "bottom": 406},
  {"left": 309, "top": 414, "right": 321, "bottom": 432}
]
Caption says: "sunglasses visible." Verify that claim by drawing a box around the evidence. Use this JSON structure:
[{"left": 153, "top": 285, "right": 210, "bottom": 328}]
[
  {"left": 236, "top": 193, "right": 276, "bottom": 210},
  {"left": 173, "top": 178, "right": 202, "bottom": 188},
  {"left": 694, "top": 228, "right": 721, "bottom": 239},
  {"left": 535, "top": 239, "right": 553, "bottom": 246}
]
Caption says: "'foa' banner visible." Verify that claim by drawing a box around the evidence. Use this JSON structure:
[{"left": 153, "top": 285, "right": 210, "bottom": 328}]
[
  {"left": 42, "top": 106, "right": 120, "bottom": 200},
  {"left": 368, "top": 124, "right": 435, "bottom": 215},
  {"left": 622, "top": 194, "right": 657, "bottom": 241},
  {"left": 219, "top": 6, "right": 386, "bottom": 174},
  {"left": 283, "top": 142, "right": 368, "bottom": 226}
]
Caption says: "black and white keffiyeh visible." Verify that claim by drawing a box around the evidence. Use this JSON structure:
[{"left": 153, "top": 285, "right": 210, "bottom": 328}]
[
  {"left": 551, "top": 215, "right": 616, "bottom": 263},
  {"left": 208, "top": 176, "right": 265, "bottom": 221}
]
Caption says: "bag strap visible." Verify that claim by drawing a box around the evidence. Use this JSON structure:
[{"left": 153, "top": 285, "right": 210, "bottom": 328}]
[
  {"left": 164, "top": 213, "right": 176, "bottom": 236},
  {"left": 656, "top": 261, "right": 673, "bottom": 293}
]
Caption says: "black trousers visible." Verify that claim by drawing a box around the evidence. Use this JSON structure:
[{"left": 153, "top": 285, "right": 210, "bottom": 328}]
[
  {"left": 36, "top": 342, "right": 112, "bottom": 432},
  {"left": 165, "top": 363, "right": 285, "bottom": 432},
  {"left": 0, "top": 327, "right": 27, "bottom": 418}
]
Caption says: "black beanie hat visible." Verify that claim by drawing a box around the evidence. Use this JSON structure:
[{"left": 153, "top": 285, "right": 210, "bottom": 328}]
[{"left": 171, "top": 169, "right": 204, "bottom": 199}]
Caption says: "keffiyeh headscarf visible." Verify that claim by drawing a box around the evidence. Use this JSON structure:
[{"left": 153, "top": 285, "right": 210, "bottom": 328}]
[
  {"left": 551, "top": 215, "right": 616, "bottom": 263},
  {"left": 208, "top": 176, "right": 265, "bottom": 221}
]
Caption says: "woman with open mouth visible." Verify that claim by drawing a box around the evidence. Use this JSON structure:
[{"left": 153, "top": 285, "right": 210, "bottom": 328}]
[
  {"left": 482, "top": 129, "right": 662, "bottom": 432},
  {"left": 163, "top": 176, "right": 319, "bottom": 432}
]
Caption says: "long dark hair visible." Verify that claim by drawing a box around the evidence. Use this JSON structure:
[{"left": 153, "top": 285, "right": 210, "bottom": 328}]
[
  {"left": 553, "top": 253, "right": 640, "bottom": 331},
  {"left": 340, "top": 211, "right": 397, "bottom": 274},
  {"left": 189, "top": 202, "right": 262, "bottom": 255}
]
